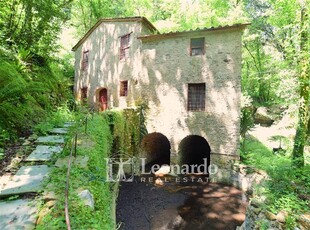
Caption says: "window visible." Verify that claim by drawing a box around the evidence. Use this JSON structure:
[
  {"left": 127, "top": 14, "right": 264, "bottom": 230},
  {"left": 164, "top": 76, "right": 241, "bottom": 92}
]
[
  {"left": 188, "top": 83, "right": 205, "bottom": 111},
  {"left": 81, "top": 87, "right": 88, "bottom": 102},
  {"left": 120, "top": 81, "right": 128, "bottom": 96},
  {"left": 190, "top": 38, "right": 205, "bottom": 56},
  {"left": 120, "top": 33, "right": 131, "bottom": 60},
  {"left": 82, "top": 50, "right": 89, "bottom": 71}
]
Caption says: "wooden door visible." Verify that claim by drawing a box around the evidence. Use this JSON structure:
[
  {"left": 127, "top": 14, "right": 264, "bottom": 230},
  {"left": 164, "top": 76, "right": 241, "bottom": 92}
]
[{"left": 99, "top": 88, "right": 108, "bottom": 111}]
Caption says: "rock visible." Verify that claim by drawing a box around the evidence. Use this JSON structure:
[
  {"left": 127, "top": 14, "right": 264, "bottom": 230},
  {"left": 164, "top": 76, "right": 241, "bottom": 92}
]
[
  {"left": 254, "top": 107, "right": 274, "bottom": 127},
  {"left": 155, "top": 165, "right": 170, "bottom": 177},
  {"left": 252, "top": 207, "right": 261, "bottom": 215},
  {"left": 276, "top": 210, "right": 288, "bottom": 223},
  {"left": 55, "top": 156, "right": 88, "bottom": 168},
  {"left": 255, "top": 169, "right": 268, "bottom": 177},
  {"left": 55, "top": 156, "right": 75, "bottom": 167},
  {"left": 155, "top": 178, "right": 164, "bottom": 186},
  {"left": 5, "top": 157, "right": 22, "bottom": 171},
  {"left": 265, "top": 211, "right": 277, "bottom": 220},
  {"left": 22, "top": 140, "right": 31, "bottom": 146},
  {"left": 78, "top": 190, "right": 94, "bottom": 210},
  {"left": 36, "top": 206, "right": 50, "bottom": 225},
  {"left": 74, "top": 156, "right": 89, "bottom": 168},
  {"left": 0, "top": 199, "right": 37, "bottom": 229},
  {"left": 46, "top": 200, "right": 56, "bottom": 208},
  {"left": 0, "top": 165, "right": 50, "bottom": 197},
  {"left": 25, "top": 145, "right": 63, "bottom": 162},
  {"left": 49, "top": 128, "right": 68, "bottom": 134},
  {"left": 298, "top": 213, "right": 310, "bottom": 230},
  {"left": 36, "top": 135, "right": 65, "bottom": 144},
  {"left": 42, "top": 191, "right": 57, "bottom": 201},
  {"left": 250, "top": 198, "right": 262, "bottom": 208}
]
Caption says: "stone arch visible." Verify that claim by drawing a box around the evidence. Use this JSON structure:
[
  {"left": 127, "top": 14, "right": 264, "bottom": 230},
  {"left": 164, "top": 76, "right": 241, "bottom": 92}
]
[
  {"left": 140, "top": 132, "right": 171, "bottom": 167},
  {"left": 179, "top": 135, "right": 211, "bottom": 173},
  {"left": 97, "top": 88, "right": 108, "bottom": 111}
]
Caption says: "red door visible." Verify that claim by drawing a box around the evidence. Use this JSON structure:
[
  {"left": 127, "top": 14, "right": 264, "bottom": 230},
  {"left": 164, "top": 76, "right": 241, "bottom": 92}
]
[{"left": 99, "top": 88, "right": 108, "bottom": 111}]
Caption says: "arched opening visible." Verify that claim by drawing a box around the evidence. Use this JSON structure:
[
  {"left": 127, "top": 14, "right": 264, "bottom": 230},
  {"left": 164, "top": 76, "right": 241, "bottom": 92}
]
[
  {"left": 140, "top": 132, "right": 171, "bottom": 169},
  {"left": 99, "top": 88, "right": 108, "bottom": 111},
  {"left": 179, "top": 135, "right": 211, "bottom": 174}
]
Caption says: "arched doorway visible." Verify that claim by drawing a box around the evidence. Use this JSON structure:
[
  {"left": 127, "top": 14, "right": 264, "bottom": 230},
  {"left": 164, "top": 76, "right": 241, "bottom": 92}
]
[
  {"left": 140, "top": 132, "right": 171, "bottom": 170},
  {"left": 179, "top": 135, "right": 211, "bottom": 174},
  {"left": 99, "top": 88, "right": 108, "bottom": 111}
]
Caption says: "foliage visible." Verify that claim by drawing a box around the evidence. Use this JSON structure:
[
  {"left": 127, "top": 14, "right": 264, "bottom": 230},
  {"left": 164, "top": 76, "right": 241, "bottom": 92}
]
[
  {"left": 241, "top": 0, "right": 309, "bottom": 166},
  {"left": 0, "top": 0, "right": 74, "bottom": 147},
  {"left": 71, "top": 0, "right": 247, "bottom": 34},
  {"left": 36, "top": 114, "right": 115, "bottom": 229},
  {"left": 34, "top": 103, "right": 76, "bottom": 135},
  {"left": 0, "top": 0, "right": 72, "bottom": 56},
  {"left": 240, "top": 93, "right": 255, "bottom": 138},
  {"left": 0, "top": 48, "right": 73, "bottom": 144},
  {"left": 103, "top": 104, "right": 148, "bottom": 157},
  {"left": 241, "top": 137, "right": 309, "bottom": 226}
]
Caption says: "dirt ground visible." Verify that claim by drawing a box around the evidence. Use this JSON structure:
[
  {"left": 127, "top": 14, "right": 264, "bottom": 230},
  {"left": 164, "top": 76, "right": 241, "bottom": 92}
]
[{"left": 116, "top": 176, "right": 247, "bottom": 230}]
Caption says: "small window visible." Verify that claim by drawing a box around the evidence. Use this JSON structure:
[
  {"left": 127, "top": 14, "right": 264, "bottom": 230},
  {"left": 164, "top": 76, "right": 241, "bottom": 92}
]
[
  {"left": 190, "top": 38, "right": 205, "bottom": 56},
  {"left": 120, "top": 81, "right": 128, "bottom": 97},
  {"left": 81, "top": 87, "right": 88, "bottom": 102},
  {"left": 82, "top": 50, "right": 89, "bottom": 71},
  {"left": 188, "top": 83, "right": 205, "bottom": 111},
  {"left": 120, "top": 33, "right": 131, "bottom": 60}
]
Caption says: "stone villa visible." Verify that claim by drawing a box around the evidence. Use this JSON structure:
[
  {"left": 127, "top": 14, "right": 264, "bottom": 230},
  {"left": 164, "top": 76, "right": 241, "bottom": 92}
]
[{"left": 72, "top": 16, "right": 248, "bottom": 165}]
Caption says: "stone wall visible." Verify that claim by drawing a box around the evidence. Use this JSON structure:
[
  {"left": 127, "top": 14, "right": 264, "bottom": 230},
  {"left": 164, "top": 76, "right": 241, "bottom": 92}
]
[
  {"left": 74, "top": 21, "right": 152, "bottom": 109},
  {"left": 74, "top": 19, "right": 245, "bottom": 160},
  {"left": 139, "top": 28, "right": 243, "bottom": 156}
]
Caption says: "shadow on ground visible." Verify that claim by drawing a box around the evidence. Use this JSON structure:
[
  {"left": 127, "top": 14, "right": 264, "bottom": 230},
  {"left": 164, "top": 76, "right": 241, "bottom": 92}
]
[{"left": 117, "top": 176, "right": 247, "bottom": 230}]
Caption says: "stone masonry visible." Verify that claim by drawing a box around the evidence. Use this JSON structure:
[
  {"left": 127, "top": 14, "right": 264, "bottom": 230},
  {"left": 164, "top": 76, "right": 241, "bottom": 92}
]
[{"left": 72, "top": 17, "right": 248, "bottom": 161}]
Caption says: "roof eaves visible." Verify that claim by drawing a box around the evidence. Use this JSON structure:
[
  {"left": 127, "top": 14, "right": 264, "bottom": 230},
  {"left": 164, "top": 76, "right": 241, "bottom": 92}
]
[
  {"left": 71, "top": 16, "right": 158, "bottom": 51},
  {"left": 138, "top": 23, "right": 250, "bottom": 41}
]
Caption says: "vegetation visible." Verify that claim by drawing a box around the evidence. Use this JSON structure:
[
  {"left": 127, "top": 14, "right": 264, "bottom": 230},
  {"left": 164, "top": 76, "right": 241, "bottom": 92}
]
[
  {"left": 35, "top": 107, "right": 146, "bottom": 229},
  {"left": 0, "top": 0, "right": 74, "bottom": 146},
  {"left": 0, "top": 0, "right": 309, "bottom": 228},
  {"left": 241, "top": 137, "right": 309, "bottom": 227},
  {"left": 103, "top": 104, "right": 148, "bottom": 158},
  {"left": 37, "top": 114, "right": 115, "bottom": 229}
]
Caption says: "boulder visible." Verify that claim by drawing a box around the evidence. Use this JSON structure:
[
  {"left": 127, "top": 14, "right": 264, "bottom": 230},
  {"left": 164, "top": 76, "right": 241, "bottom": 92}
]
[
  {"left": 276, "top": 210, "right": 288, "bottom": 223},
  {"left": 254, "top": 107, "right": 274, "bottom": 127},
  {"left": 78, "top": 190, "right": 94, "bottom": 210},
  {"left": 298, "top": 213, "right": 310, "bottom": 230}
]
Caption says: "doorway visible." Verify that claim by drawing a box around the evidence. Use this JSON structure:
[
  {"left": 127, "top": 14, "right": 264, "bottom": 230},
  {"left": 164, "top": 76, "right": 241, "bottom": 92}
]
[{"left": 99, "top": 88, "right": 108, "bottom": 111}]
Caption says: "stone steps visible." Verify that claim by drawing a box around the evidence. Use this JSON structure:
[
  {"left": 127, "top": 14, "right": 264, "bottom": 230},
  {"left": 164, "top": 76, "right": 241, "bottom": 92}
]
[
  {"left": 0, "top": 165, "right": 50, "bottom": 197},
  {"left": 25, "top": 145, "right": 63, "bottom": 162},
  {"left": 0, "top": 121, "right": 74, "bottom": 228}
]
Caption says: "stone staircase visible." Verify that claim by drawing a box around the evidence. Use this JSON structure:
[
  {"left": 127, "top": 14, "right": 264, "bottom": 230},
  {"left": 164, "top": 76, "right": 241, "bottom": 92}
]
[{"left": 0, "top": 122, "right": 73, "bottom": 229}]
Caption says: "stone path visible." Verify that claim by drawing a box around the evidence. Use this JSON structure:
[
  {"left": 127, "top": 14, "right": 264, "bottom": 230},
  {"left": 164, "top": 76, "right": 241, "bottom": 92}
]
[
  {"left": 0, "top": 121, "right": 73, "bottom": 229},
  {"left": 25, "top": 145, "right": 63, "bottom": 162},
  {"left": 0, "top": 199, "right": 37, "bottom": 230}
]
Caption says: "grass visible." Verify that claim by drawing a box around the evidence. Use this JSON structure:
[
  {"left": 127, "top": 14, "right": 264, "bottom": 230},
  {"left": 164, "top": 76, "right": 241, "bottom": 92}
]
[
  {"left": 241, "top": 135, "right": 310, "bottom": 228},
  {"left": 36, "top": 114, "right": 116, "bottom": 229},
  {"left": 34, "top": 104, "right": 75, "bottom": 135}
]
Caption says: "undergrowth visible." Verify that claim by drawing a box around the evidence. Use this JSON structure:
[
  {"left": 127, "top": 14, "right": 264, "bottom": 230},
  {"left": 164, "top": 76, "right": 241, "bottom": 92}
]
[
  {"left": 241, "top": 136, "right": 310, "bottom": 228},
  {"left": 36, "top": 114, "right": 115, "bottom": 229},
  {"left": 34, "top": 103, "right": 76, "bottom": 135}
]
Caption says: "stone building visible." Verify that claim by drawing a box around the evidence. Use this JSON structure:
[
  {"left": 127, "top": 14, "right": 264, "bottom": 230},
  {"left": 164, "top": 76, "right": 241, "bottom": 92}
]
[{"left": 72, "top": 16, "right": 248, "bottom": 166}]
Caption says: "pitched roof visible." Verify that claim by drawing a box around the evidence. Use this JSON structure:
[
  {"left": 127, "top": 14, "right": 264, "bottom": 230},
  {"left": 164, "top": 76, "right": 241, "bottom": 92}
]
[
  {"left": 138, "top": 23, "right": 250, "bottom": 41},
  {"left": 72, "top": 17, "right": 158, "bottom": 51}
]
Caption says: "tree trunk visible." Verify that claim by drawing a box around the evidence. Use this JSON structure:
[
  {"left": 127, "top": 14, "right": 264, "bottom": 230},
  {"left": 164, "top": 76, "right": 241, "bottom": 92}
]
[{"left": 292, "top": 5, "right": 309, "bottom": 168}]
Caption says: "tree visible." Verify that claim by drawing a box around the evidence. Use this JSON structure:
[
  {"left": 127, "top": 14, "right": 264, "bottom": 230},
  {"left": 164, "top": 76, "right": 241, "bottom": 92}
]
[
  {"left": 292, "top": 1, "right": 309, "bottom": 167},
  {"left": 0, "top": 0, "right": 72, "bottom": 56}
]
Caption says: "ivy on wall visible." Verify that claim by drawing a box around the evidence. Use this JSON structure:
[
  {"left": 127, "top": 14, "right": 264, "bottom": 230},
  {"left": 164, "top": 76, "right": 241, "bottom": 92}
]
[{"left": 102, "top": 104, "right": 148, "bottom": 158}]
